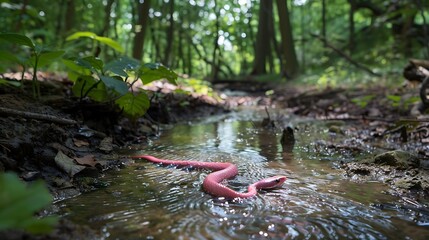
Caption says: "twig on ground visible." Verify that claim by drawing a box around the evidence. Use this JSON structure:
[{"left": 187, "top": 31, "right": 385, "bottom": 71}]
[{"left": 0, "top": 106, "right": 78, "bottom": 125}]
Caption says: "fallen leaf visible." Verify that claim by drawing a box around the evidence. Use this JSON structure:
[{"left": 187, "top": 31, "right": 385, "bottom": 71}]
[
  {"left": 74, "top": 155, "right": 98, "bottom": 167},
  {"left": 73, "top": 138, "right": 89, "bottom": 147},
  {"left": 54, "top": 151, "right": 86, "bottom": 177}
]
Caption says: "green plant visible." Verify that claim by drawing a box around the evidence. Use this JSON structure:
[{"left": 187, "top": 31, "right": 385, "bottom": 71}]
[
  {"left": 65, "top": 31, "right": 125, "bottom": 55},
  {"left": 176, "top": 77, "right": 219, "bottom": 98},
  {"left": 351, "top": 95, "right": 375, "bottom": 108},
  {"left": 386, "top": 94, "right": 420, "bottom": 110},
  {"left": 64, "top": 32, "right": 177, "bottom": 120},
  {"left": 0, "top": 33, "right": 64, "bottom": 98},
  {"left": 0, "top": 172, "right": 58, "bottom": 234}
]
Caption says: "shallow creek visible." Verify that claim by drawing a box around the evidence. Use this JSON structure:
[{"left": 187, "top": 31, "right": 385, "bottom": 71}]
[{"left": 57, "top": 111, "right": 429, "bottom": 239}]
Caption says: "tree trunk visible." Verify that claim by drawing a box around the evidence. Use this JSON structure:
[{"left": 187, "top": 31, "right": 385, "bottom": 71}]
[
  {"left": 251, "top": 0, "right": 273, "bottom": 75},
  {"left": 321, "top": 0, "right": 327, "bottom": 47},
  {"left": 64, "top": 0, "right": 75, "bottom": 34},
  {"left": 211, "top": 0, "right": 220, "bottom": 81},
  {"left": 349, "top": 0, "right": 356, "bottom": 53},
  {"left": 163, "top": 0, "right": 175, "bottom": 66},
  {"left": 132, "top": 0, "right": 151, "bottom": 60},
  {"left": 14, "top": 0, "right": 28, "bottom": 32},
  {"left": 276, "top": 0, "right": 299, "bottom": 78},
  {"left": 99, "top": 0, "right": 115, "bottom": 37},
  {"left": 150, "top": 22, "right": 161, "bottom": 61}
]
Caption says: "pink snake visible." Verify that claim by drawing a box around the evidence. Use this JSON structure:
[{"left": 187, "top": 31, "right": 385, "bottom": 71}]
[{"left": 131, "top": 155, "right": 287, "bottom": 199}]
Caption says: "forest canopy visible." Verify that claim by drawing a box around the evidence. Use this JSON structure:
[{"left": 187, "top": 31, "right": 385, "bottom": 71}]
[{"left": 1, "top": 0, "right": 429, "bottom": 85}]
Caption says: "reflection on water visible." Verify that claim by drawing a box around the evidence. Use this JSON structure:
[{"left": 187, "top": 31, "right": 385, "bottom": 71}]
[{"left": 58, "top": 118, "right": 429, "bottom": 239}]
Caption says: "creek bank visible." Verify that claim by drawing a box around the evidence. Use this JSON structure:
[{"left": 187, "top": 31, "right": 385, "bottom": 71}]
[
  {"left": 343, "top": 150, "right": 429, "bottom": 196},
  {"left": 1, "top": 78, "right": 429, "bottom": 238},
  {"left": 0, "top": 79, "right": 228, "bottom": 239}
]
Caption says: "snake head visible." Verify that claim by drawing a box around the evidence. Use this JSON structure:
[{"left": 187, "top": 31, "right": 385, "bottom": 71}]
[{"left": 257, "top": 176, "right": 287, "bottom": 189}]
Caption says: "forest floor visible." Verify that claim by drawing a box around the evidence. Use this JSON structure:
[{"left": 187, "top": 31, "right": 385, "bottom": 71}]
[{"left": 1, "top": 74, "right": 428, "bottom": 239}]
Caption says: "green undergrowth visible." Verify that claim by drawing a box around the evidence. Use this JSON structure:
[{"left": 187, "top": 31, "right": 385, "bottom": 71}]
[
  {"left": 0, "top": 172, "right": 58, "bottom": 234},
  {"left": 0, "top": 32, "right": 178, "bottom": 120}
]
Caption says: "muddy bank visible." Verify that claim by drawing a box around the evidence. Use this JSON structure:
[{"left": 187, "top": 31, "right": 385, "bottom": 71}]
[
  {"left": 343, "top": 150, "right": 429, "bottom": 196},
  {"left": 0, "top": 82, "right": 228, "bottom": 199}
]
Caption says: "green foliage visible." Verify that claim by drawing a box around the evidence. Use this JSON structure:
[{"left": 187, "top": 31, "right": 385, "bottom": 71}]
[
  {"left": 177, "top": 78, "right": 217, "bottom": 98},
  {"left": 66, "top": 31, "right": 125, "bottom": 54},
  {"left": 64, "top": 33, "right": 177, "bottom": 119},
  {"left": 351, "top": 95, "right": 375, "bottom": 108},
  {"left": 0, "top": 33, "right": 64, "bottom": 98},
  {"left": 386, "top": 94, "right": 421, "bottom": 110},
  {"left": 0, "top": 172, "right": 58, "bottom": 234}
]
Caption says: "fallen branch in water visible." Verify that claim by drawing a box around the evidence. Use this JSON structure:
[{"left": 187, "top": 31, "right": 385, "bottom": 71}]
[{"left": 0, "top": 106, "right": 78, "bottom": 125}]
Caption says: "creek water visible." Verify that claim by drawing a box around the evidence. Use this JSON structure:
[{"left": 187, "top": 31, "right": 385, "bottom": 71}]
[{"left": 57, "top": 111, "right": 429, "bottom": 239}]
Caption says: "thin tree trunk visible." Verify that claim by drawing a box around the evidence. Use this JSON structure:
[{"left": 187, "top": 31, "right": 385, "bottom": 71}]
[
  {"left": 99, "top": 0, "right": 115, "bottom": 37},
  {"left": 251, "top": 0, "right": 273, "bottom": 75},
  {"left": 14, "top": 0, "right": 28, "bottom": 32},
  {"left": 321, "top": 0, "right": 327, "bottom": 47},
  {"left": 269, "top": 4, "right": 281, "bottom": 74},
  {"left": 187, "top": 33, "right": 192, "bottom": 75},
  {"left": 276, "top": 0, "right": 299, "bottom": 78},
  {"left": 211, "top": 0, "right": 220, "bottom": 81},
  {"left": 64, "top": 0, "right": 75, "bottom": 34},
  {"left": 150, "top": 23, "right": 161, "bottom": 61},
  {"left": 132, "top": 0, "right": 151, "bottom": 60},
  {"left": 300, "top": 3, "right": 306, "bottom": 73},
  {"left": 163, "top": 0, "right": 175, "bottom": 66},
  {"left": 349, "top": 0, "right": 356, "bottom": 53}
]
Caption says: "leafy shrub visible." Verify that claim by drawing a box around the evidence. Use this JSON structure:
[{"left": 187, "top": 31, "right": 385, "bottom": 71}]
[
  {"left": 0, "top": 172, "right": 58, "bottom": 234},
  {"left": 0, "top": 33, "right": 64, "bottom": 98},
  {"left": 65, "top": 31, "right": 178, "bottom": 120}
]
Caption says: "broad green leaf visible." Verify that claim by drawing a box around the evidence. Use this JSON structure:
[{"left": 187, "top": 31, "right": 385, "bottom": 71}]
[
  {"left": 100, "top": 76, "right": 128, "bottom": 95},
  {"left": 66, "top": 31, "right": 97, "bottom": 41},
  {"left": 63, "top": 58, "right": 91, "bottom": 82},
  {"left": 94, "top": 36, "right": 124, "bottom": 53},
  {"left": 105, "top": 57, "right": 140, "bottom": 77},
  {"left": 0, "top": 79, "right": 21, "bottom": 87},
  {"left": 76, "top": 57, "right": 96, "bottom": 70},
  {"left": 72, "top": 76, "right": 108, "bottom": 102},
  {"left": 0, "top": 172, "right": 58, "bottom": 234},
  {"left": 29, "top": 50, "right": 65, "bottom": 68},
  {"left": 24, "top": 216, "right": 59, "bottom": 234},
  {"left": 115, "top": 92, "right": 150, "bottom": 119},
  {"left": 66, "top": 31, "right": 124, "bottom": 53},
  {"left": 81, "top": 56, "right": 104, "bottom": 72},
  {"left": 0, "top": 50, "right": 20, "bottom": 63},
  {"left": 0, "top": 33, "right": 35, "bottom": 49},
  {"left": 139, "top": 63, "right": 178, "bottom": 85}
]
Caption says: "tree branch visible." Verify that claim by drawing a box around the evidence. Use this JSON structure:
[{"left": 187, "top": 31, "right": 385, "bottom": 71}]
[{"left": 0, "top": 107, "right": 78, "bottom": 125}]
